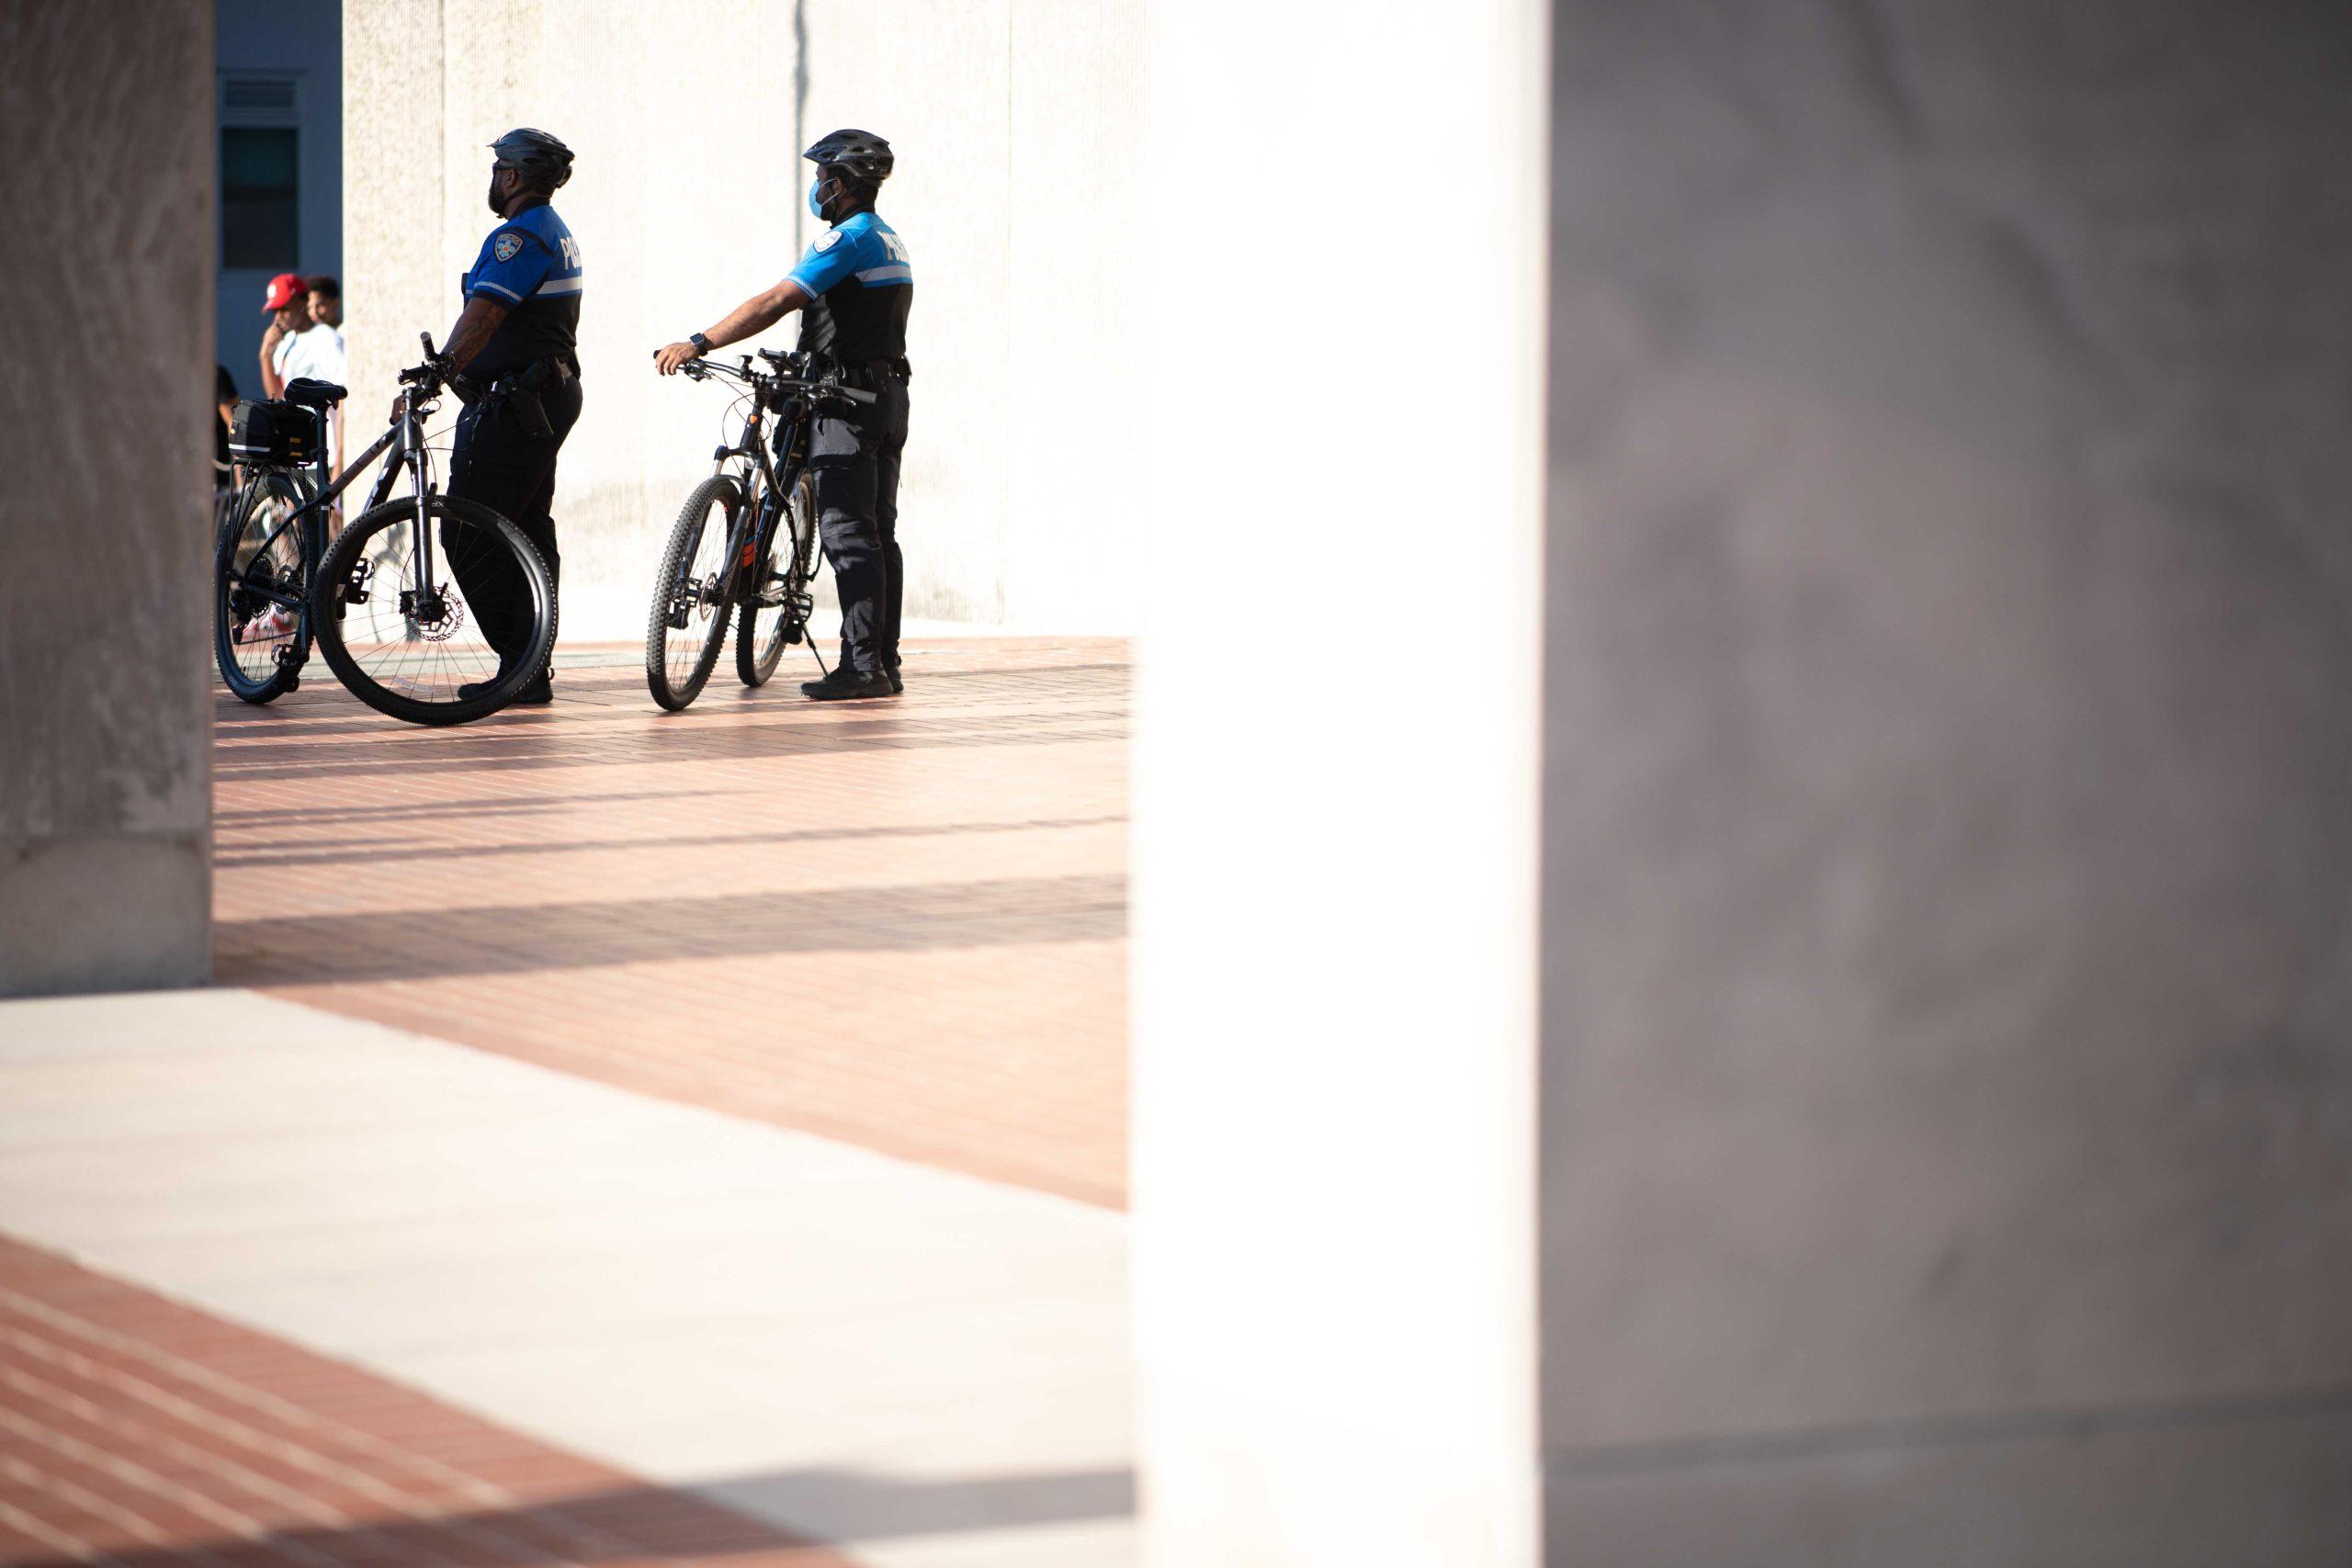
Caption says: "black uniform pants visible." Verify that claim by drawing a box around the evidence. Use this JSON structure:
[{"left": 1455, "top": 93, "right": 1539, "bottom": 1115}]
[
  {"left": 445, "top": 373, "right": 583, "bottom": 671},
  {"left": 808, "top": 371, "right": 910, "bottom": 675}
]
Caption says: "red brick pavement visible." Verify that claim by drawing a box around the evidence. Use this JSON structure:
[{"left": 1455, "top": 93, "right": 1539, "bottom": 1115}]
[
  {"left": 210, "top": 639, "right": 1128, "bottom": 1210},
  {"left": 0, "top": 1235, "right": 853, "bottom": 1566}
]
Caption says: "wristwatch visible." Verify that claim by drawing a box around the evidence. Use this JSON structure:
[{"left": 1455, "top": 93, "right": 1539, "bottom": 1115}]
[{"left": 688, "top": 332, "right": 712, "bottom": 356}]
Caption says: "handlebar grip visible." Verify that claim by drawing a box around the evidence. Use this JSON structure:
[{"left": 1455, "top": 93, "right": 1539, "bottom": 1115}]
[
  {"left": 836, "top": 385, "right": 878, "bottom": 406},
  {"left": 420, "top": 332, "right": 436, "bottom": 359}
]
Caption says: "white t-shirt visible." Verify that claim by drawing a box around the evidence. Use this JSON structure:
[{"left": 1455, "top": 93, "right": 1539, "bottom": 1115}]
[{"left": 273, "top": 322, "right": 347, "bottom": 389}]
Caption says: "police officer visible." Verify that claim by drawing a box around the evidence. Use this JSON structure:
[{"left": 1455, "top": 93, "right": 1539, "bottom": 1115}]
[
  {"left": 434, "top": 128, "right": 585, "bottom": 704},
  {"left": 655, "top": 129, "right": 911, "bottom": 700}
]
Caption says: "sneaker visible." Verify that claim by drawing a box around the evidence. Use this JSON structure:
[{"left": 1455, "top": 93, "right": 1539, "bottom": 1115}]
[
  {"left": 800, "top": 665, "right": 896, "bottom": 701},
  {"left": 236, "top": 604, "right": 295, "bottom": 645}
]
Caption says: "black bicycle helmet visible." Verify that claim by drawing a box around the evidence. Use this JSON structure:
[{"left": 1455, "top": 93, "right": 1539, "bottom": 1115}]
[
  {"left": 803, "top": 128, "right": 893, "bottom": 182},
  {"left": 489, "top": 127, "right": 574, "bottom": 189}
]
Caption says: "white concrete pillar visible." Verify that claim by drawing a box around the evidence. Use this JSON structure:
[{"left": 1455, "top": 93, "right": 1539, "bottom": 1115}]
[
  {"left": 1131, "top": 2, "right": 1551, "bottom": 1563},
  {"left": 1136, "top": 1, "right": 2352, "bottom": 1563},
  {"left": 0, "top": 2, "right": 214, "bottom": 997}
]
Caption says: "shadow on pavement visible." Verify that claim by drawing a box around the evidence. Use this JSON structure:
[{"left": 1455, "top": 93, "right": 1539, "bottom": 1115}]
[
  {"left": 16, "top": 1463, "right": 1135, "bottom": 1566},
  {"left": 218, "top": 873, "right": 1128, "bottom": 984},
  {"left": 217, "top": 814, "right": 1126, "bottom": 872}
]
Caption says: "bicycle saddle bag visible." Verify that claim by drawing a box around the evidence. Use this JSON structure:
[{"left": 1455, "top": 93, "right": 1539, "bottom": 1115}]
[{"left": 228, "top": 400, "right": 323, "bottom": 468}]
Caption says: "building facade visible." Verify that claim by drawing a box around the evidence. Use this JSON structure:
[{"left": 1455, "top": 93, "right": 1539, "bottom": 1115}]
[{"left": 215, "top": 0, "right": 340, "bottom": 402}]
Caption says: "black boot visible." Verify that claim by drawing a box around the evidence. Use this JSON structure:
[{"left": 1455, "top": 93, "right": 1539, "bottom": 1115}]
[
  {"left": 459, "top": 666, "right": 552, "bottom": 705},
  {"left": 800, "top": 664, "right": 896, "bottom": 701},
  {"left": 884, "top": 658, "right": 903, "bottom": 695}
]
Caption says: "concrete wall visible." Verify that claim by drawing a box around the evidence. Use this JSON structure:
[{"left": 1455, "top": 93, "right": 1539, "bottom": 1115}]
[
  {"left": 0, "top": 2, "right": 214, "bottom": 996},
  {"left": 344, "top": 0, "right": 1143, "bottom": 641},
  {"left": 1540, "top": 1, "right": 2352, "bottom": 1560}
]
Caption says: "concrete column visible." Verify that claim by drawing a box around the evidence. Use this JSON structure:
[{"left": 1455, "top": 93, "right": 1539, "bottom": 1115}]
[
  {"left": 1541, "top": 2, "right": 2352, "bottom": 1560},
  {"left": 1131, "top": 1, "right": 1550, "bottom": 1562},
  {"left": 342, "top": 0, "right": 446, "bottom": 431},
  {"left": 0, "top": 2, "right": 213, "bottom": 998},
  {"left": 1138, "top": 0, "right": 2352, "bottom": 1562}
]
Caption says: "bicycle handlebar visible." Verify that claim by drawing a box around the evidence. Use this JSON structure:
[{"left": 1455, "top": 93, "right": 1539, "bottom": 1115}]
[
  {"left": 679, "top": 355, "right": 876, "bottom": 405},
  {"left": 398, "top": 332, "right": 446, "bottom": 391}
]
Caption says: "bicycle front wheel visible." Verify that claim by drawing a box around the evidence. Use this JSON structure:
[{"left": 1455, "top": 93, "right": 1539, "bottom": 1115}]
[
  {"left": 735, "top": 468, "right": 818, "bottom": 688},
  {"left": 214, "top": 471, "right": 315, "bottom": 704},
  {"left": 646, "top": 474, "right": 741, "bottom": 711},
  {"left": 310, "top": 494, "right": 556, "bottom": 726}
]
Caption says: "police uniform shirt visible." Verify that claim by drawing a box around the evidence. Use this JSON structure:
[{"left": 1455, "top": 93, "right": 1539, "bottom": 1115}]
[
  {"left": 786, "top": 210, "right": 912, "bottom": 363},
  {"left": 461, "top": 202, "right": 583, "bottom": 378}
]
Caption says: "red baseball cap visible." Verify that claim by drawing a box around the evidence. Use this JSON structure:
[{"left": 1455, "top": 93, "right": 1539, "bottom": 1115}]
[{"left": 261, "top": 273, "right": 307, "bottom": 311}]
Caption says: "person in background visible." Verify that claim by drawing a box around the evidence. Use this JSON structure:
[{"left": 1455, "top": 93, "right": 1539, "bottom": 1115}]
[
  {"left": 306, "top": 274, "right": 343, "bottom": 339},
  {"left": 306, "top": 280, "right": 347, "bottom": 494},
  {"left": 257, "top": 272, "right": 346, "bottom": 480},
  {"left": 214, "top": 363, "right": 239, "bottom": 493}
]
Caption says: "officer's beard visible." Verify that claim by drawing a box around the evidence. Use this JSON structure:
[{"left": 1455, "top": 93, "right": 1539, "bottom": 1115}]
[{"left": 487, "top": 174, "right": 504, "bottom": 215}]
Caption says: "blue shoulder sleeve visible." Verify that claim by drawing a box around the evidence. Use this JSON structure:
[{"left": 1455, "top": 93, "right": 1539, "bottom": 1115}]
[
  {"left": 786, "top": 227, "right": 868, "bottom": 299},
  {"left": 468, "top": 225, "right": 556, "bottom": 305}
]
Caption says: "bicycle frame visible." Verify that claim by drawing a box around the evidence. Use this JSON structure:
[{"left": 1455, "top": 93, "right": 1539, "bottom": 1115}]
[
  {"left": 684, "top": 356, "right": 820, "bottom": 615},
  {"left": 231, "top": 393, "right": 443, "bottom": 622}
]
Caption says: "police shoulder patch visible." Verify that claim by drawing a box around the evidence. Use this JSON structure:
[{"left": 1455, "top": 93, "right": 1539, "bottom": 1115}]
[
  {"left": 493, "top": 232, "right": 524, "bottom": 264},
  {"left": 814, "top": 229, "right": 841, "bottom": 252}
]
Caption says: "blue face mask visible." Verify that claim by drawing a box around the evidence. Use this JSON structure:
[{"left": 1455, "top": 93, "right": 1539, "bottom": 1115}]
[{"left": 808, "top": 176, "right": 829, "bottom": 218}]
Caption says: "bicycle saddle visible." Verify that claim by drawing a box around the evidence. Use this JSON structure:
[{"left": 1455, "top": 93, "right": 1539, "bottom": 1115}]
[{"left": 284, "top": 378, "right": 348, "bottom": 408}]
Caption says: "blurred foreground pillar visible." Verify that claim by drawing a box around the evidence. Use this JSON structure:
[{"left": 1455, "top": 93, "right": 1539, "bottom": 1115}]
[
  {"left": 1132, "top": 0, "right": 1549, "bottom": 1561},
  {"left": 1136, "top": 1, "right": 2352, "bottom": 1563},
  {"left": 0, "top": 4, "right": 213, "bottom": 997},
  {"left": 1539, "top": 3, "right": 2352, "bottom": 1561}
]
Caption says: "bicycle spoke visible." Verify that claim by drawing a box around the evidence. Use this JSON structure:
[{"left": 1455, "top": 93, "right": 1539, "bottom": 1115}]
[
  {"left": 658, "top": 494, "right": 732, "bottom": 694},
  {"left": 221, "top": 491, "right": 305, "bottom": 685},
  {"left": 328, "top": 512, "right": 514, "bottom": 705}
]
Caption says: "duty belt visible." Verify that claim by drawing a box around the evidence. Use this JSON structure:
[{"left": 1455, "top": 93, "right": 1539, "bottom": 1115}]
[
  {"left": 835, "top": 356, "right": 911, "bottom": 382},
  {"left": 454, "top": 355, "right": 576, "bottom": 437},
  {"left": 452, "top": 354, "right": 577, "bottom": 406}
]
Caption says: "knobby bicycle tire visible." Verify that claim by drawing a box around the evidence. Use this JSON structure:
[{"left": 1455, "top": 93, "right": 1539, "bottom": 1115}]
[
  {"left": 309, "top": 493, "right": 556, "bottom": 727},
  {"left": 214, "top": 470, "right": 316, "bottom": 704},
  {"left": 646, "top": 474, "right": 741, "bottom": 711},
  {"left": 735, "top": 468, "right": 819, "bottom": 688}
]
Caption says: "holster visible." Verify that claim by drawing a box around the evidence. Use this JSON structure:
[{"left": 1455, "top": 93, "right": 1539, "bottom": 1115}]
[
  {"left": 493, "top": 357, "right": 564, "bottom": 438},
  {"left": 502, "top": 386, "right": 554, "bottom": 438}
]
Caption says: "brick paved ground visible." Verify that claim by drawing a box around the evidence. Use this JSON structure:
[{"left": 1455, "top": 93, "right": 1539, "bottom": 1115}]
[
  {"left": 210, "top": 638, "right": 1129, "bottom": 1210},
  {"left": 0, "top": 637, "right": 1129, "bottom": 1565},
  {"left": 0, "top": 1235, "right": 853, "bottom": 1566}
]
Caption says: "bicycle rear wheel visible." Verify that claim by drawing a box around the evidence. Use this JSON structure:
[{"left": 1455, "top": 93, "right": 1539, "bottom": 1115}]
[
  {"left": 214, "top": 471, "right": 315, "bottom": 704},
  {"left": 310, "top": 493, "right": 556, "bottom": 726},
  {"left": 735, "top": 468, "right": 818, "bottom": 688},
  {"left": 646, "top": 474, "right": 741, "bottom": 710}
]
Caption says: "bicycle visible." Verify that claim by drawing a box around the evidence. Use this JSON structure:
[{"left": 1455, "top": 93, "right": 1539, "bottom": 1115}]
[
  {"left": 213, "top": 333, "right": 557, "bottom": 726},
  {"left": 212, "top": 428, "right": 324, "bottom": 705},
  {"left": 645, "top": 348, "right": 873, "bottom": 711}
]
